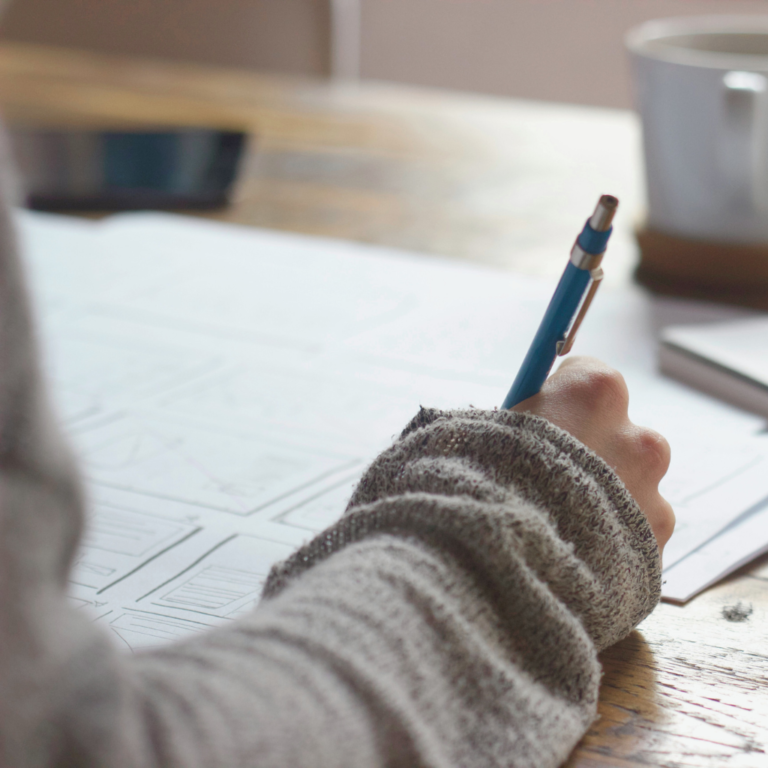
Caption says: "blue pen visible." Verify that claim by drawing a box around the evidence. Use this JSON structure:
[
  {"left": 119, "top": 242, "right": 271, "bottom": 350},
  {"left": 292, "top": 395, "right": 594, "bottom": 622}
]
[{"left": 501, "top": 194, "right": 618, "bottom": 410}]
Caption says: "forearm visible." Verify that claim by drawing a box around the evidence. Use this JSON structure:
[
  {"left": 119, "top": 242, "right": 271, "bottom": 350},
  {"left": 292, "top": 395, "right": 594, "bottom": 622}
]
[
  {"left": 1, "top": 408, "right": 660, "bottom": 768},
  {"left": 126, "top": 527, "right": 601, "bottom": 768}
]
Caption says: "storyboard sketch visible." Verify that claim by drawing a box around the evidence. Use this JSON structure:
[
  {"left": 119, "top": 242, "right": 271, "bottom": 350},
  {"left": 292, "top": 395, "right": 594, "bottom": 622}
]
[{"left": 19, "top": 209, "right": 768, "bottom": 646}]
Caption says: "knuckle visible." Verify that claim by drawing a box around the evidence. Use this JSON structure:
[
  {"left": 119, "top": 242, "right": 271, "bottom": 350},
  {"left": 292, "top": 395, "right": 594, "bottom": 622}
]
[
  {"left": 580, "top": 368, "right": 629, "bottom": 411},
  {"left": 636, "top": 428, "right": 671, "bottom": 474},
  {"left": 654, "top": 500, "right": 676, "bottom": 548}
]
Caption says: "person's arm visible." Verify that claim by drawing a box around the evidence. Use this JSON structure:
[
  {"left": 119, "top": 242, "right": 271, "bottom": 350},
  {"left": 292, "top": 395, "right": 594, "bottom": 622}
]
[{"left": 0, "top": 169, "right": 671, "bottom": 767}]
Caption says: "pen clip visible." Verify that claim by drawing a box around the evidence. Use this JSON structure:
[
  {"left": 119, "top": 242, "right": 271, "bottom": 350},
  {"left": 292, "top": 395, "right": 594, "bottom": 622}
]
[{"left": 556, "top": 268, "right": 604, "bottom": 356}]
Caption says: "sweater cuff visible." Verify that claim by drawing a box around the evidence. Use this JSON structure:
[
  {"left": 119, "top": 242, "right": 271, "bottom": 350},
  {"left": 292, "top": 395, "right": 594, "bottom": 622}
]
[{"left": 397, "top": 407, "right": 662, "bottom": 646}]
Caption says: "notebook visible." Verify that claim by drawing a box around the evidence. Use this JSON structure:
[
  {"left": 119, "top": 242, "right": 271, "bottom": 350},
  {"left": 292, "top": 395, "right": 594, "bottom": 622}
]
[{"left": 660, "top": 316, "right": 768, "bottom": 419}]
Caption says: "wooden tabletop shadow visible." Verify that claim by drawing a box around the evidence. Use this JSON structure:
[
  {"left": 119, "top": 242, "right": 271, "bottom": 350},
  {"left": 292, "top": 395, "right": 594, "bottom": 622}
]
[{"left": 565, "top": 630, "right": 662, "bottom": 767}]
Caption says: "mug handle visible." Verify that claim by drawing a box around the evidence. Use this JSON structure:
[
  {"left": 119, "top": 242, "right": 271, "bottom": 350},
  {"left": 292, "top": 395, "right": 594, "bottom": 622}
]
[{"left": 722, "top": 71, "right": 768, "bottom": 212}]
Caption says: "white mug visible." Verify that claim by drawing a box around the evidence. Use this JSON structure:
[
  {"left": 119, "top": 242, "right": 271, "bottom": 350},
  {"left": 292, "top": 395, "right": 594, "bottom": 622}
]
[{"left": 627, "top": 16, "right": 768, "bottom": 244}]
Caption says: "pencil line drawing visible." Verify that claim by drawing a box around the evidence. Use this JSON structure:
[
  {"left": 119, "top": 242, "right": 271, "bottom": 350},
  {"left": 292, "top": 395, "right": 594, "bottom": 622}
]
[
  {"left": 145, "top": 534, "right": 295, "bottom": 620},
  {"left": 75, "top": 413, "right": 359, "bottom": 515},
  {"left": 109, "top": 610, "right": 215, "bottom": 652},
  {"left": 137, "top": 535, "right": 237, "bottom": 602},
  {"left": 70, "top": 504, "right": 200, "bottom": 592},
  {"left": 161, "top": 565, "right": 264, "bottom": 611}
]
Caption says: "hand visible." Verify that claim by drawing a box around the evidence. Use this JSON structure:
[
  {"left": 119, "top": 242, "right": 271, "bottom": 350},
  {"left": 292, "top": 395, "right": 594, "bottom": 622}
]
[{"left": 511, "top": 356, "right": 675, "bottom": 553}]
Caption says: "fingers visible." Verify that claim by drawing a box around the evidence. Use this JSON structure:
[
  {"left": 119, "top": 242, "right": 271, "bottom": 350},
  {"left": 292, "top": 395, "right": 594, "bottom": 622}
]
[
  {"left": 511, "top": 356, "right": 675, "bottom": 552},
  {"left": 648, "top": 496, "right": 676, "bottom": 551},
  {"left": 615, "top": 424, "right": 674, "bottom": 552},
  {"left": 627, "top": 424, "right": 671, "bottom": 484},
  {"left": 512, "top": 357, "right": 631, "bottom": 450},
  {"left": 546, "top": 356, "right": 630, "bottom": 420}
]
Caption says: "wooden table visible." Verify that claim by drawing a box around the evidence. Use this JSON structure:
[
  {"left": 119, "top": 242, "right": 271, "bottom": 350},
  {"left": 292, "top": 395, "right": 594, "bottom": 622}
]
[{"left": 0, "top": 42, "right": 765, "bottom": 767}]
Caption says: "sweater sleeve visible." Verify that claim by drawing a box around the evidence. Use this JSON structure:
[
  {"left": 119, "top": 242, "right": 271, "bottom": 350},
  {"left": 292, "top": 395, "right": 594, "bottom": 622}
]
[
  {"left": 255, "top": 407, "right": 661, "bottom": 768},
  {"left": 0, "top": 164, "right": 660, "bottom": 767}
]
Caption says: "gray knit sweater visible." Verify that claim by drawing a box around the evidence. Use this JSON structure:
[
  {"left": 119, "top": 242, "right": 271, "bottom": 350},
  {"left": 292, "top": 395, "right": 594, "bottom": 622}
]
[{"left": 0, "top": 175, "right": 661, "bottom": 765}]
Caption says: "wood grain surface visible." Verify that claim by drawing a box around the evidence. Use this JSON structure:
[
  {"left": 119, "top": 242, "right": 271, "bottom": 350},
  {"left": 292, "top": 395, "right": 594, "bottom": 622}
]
[
  {"left": 0, "top": 42, "right": 765, "bottom": 767},
  {"left": 571, "top": 565, "right": 768, "bottom": 767},
  {"left": 0, "top": 42, "right": 644, "bottom": 285}
]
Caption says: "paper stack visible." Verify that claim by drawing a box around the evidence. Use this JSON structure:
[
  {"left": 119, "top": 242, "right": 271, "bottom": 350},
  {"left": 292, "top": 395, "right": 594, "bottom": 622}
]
[
  {"left": 19, "top": 210, "right": 768, "bottom": 648},
  {"left": 659, "top": 316, "right": 768, "bottom": 602}
]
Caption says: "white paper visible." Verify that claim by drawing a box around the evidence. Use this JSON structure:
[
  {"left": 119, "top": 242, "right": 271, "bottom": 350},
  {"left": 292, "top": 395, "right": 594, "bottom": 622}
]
[
  {"left": 662, "top": 501, "right": 768, "bottom": 603},
  {"left": 18, "top": 209, "right": 768, "bottom": 640}
]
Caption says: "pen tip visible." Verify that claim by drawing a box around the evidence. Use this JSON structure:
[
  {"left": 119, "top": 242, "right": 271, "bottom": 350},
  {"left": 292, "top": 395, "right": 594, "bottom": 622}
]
[{"left": 590, "top": 195, "right": 619, "bottom": 231}]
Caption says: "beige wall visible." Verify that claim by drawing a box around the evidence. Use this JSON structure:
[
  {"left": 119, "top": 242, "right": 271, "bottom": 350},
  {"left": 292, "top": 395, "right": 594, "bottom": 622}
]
[
  {"left": 0, "top": 0, "right": 331, "bottom": 75},
  {"left": 360, "top": 0, "right": 768, "bottom": 108},
  {"left": 4, "top": 1, "right": 768, "bottom": 107}
]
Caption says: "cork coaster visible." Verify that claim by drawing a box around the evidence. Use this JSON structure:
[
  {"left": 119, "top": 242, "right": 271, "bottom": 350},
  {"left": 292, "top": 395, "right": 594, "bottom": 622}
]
[{"left": 635, "top": 225, "right": 768, "bottom": 310}]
